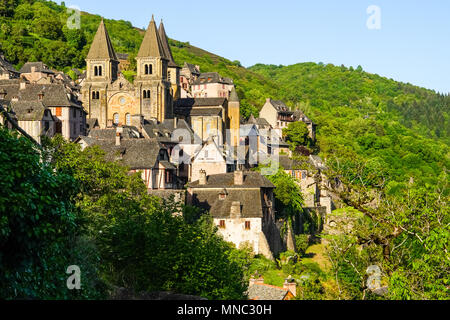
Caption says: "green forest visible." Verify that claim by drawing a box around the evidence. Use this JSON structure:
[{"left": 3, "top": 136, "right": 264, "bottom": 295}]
[{"left": 0, "top": 0, "right": 448, "bottom": 300}]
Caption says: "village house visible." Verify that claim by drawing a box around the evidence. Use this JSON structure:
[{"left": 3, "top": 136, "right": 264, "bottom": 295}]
[
  {"left": 187, "top": 170, "right": 283, "bottom": 259},
  {"left": 0, "top": 82, "right": 86, "bottom": 141},
  {"left": 180, "top": 63, "right": 200, "bottom": 98},
  {"left": 7, "top": 100, "right": 56, "bottom": 144},
  {"left": 19, "top": 62, "right": 55, "bottom": 83},
  {"left": 259, "top": 98, "right": 316, "bottom": 141},
  {"left": 77, "top": 127, "right": 177, "bottom": 191},
  {"left": 191, "top": 72, "right": 234, "bottom": 99}
]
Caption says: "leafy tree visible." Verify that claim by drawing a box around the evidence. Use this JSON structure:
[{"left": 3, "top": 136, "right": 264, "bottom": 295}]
[
  {"left": 0, "top": 128, "right": 105, "bottom": 299},
  {"left": 283, "top": 121, "right": 311, "bottom": 149}
]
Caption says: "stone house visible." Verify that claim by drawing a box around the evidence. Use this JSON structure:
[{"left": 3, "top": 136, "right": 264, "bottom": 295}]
[
  {"left": 259, "top": 98, "right": 316, "bottom": 141},
  {"left": 190, "top": 138, "right": 227, "bottom": 182},
  {"left": 191, "top": 72, "right": 234, "bottom": 99},
  {"left": 77, "top": 127, "right": 177, "bottom": 191},
  {"left": 187, "top": 171, "right": 283, "bottom": 259},
  {"left": 8, "top": 100, "right": 55, "bottom": 144},
  {"left": 19, "top": 62, "right": 55, "bottom": 83},
  {"left": 180, "top": 62, "right": 200, "bottom": 98},
  {"left": 0, "top": 82, "right": 86, "bottom": 141}
]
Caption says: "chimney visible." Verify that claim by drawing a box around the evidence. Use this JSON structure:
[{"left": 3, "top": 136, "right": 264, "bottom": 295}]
[
  {"left": 249, "top": 273, "right": 264, "bottom": 286},
  {"left": 38, "top": 91, "right": 44, "bottom": 101},
  {"left": 19, "top": 82, "right": 26, "bottom": 90},
  {"left": 234, "top": 170, "right": 244, "bottom": 185},
  {"left": 283, "top": 276, "right": 297, "bottom": 297},
  {"left": 199, "top": 170, "right": 207, "bottom": 185},
  {"left": 31, "top": 66, "right": 36, "bottom": 73},
  {"left": 230, "top": 201, "right": 241, "bottom": 218},
  {"left": 174, "top": 117, "right": 178, "bottom": 129}
]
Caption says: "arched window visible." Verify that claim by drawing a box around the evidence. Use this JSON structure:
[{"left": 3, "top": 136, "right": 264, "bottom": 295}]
[
  {"left": 94, "top": 66, "right": 98, "bottom": 77},
  {"left": 96, "top": 92, "right": 100, "bottom": 99},
  {"left": 98, "top": 66, "right": 102, "bottom": 76},
  {"left": 92, "top": 91, "right": 96, "bottom": 99},
  {"left": 126, "top": 113, "right": 131, "bottom": 126},
  {"left": 143, "top": 90, "right": 150, "bottom": 100},
  {"left": 113, "top": 113, "right": 119, "bottom": 125},
  {"left": 145, "top": 64, "right": 149, "bottom": 75}
]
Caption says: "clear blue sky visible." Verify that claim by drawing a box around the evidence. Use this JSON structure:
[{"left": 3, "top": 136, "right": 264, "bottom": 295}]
[{"left": 61, "top": 0, "right": 450, "bottom": 93}]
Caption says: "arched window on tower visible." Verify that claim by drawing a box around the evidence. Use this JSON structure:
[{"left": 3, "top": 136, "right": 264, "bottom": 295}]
[
  {"left": 145, "top": 64, "right": 149, "bottom": 75},
  {"left": 94, "top": 66, "right": 98, "bottom": 77},
  {"left": 98, "top": 66, "right": 102, "bottom": 76},
  {"left": 143, "top": 90, "right": 151, "bottom": 100}
]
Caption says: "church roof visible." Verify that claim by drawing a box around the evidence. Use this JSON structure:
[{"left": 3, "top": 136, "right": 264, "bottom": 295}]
[
  {"left": 158, "top": 21, "right": 178, "bottom": 68},
  {"left": 86, "top": 20, "right": 118, "bottom": 61},
  {"left": 229, "top": 87, "right": 239, "bottom": 102},
  {"left": 137, "top": 16, "right": 166, "bottom": 59}
]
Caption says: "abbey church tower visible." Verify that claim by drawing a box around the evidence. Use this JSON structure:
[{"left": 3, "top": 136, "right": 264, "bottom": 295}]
[
  {"left": 134, "top": 16, "right": 172, "bottom": 122},
  {"left": 82, "top": 16, "right": 175, "bottom": 128}
]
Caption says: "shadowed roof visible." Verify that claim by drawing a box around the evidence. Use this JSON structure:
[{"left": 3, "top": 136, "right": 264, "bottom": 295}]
[{"left": 158, "top": 21, "right": 178, "bottom": 68}]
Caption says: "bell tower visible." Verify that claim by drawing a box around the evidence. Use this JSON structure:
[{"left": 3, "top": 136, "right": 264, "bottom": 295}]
[
  {"left": 135, "top": 15, "right": 171, "bottom": 122},
  {"left": 82, "top": 19, "right": 119, "bottom": 128}
]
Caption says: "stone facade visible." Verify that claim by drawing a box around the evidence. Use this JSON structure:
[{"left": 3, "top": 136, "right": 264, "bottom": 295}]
[{"left": 81, "top": 18, "right": 179, "bottom": 129}]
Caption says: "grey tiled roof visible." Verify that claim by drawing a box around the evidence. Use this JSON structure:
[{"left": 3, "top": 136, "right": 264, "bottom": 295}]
[
  {"left": 10, "top": 101, "right": 48, "bottom": 121},
  {"left": 0, "top": 83, "right": 82, "bottom": 108},
  {"left": 80, "top": 135, "right": 167, "bottom": 170},
  {"left": 158, "top": 21, "right": 178, "bottom": 68},
  {"left": 188, "top": 171, "right": 274, "bottom": 189},
  {"left": 192, "top": 72, "right": 234, "bottom": 85},
  {"left": 19, "top": 62, "right": 54, "bottom": 74},
  {"left": 175, "top": 98, "right": 227, "bottom": 108},
  {"left": 183, "top": 63, "right": 200, "bottom": 75},
  {"left": 190, "top": 188, "right": 265, "bottom": 218},
  {"left": 247, "top": 284, "right": 290, "bottom": 300}
]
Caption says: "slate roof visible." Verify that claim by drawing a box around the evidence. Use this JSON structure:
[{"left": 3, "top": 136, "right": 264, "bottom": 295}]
[
  {"left": 137, "top": 16, "right": 166, "bottom": 59},
  {"left": 278, "top": 155, "right": 307, "bottom": 170},
  {"left": 0, "top": 83, "right": 82, "bottom": 108},
  {"left": 183, "top": 63, "right": 200, "bottom": 75},
  {"left": 192, "top": 72, "right": 234, "bottom": 85},
  {"left": 175, "top": 98, "right": 227, "bottom": 108},
  {"left": 10, "top": 101, "right": 49, "bottom": 121},
  {"left": 247, "top": 284, "right": 292, "bottom": 300},
  {"left": 86, "top": 20, "right": 118, "bottom": 61},
  {"left": 158, "top": 21, "right": 178, "bottom": 68},
  {"left": 80, "top": 133, "right": 167, "bottom": 170},
  {"left": 188, "top": 171, "right": 274, "bottom": 189},
  {"left": 88, "top": 127, "right": 141, "bottom": 140},
  {"left": 229, "top": 87, "right": 239, "bottom": 102},
  {"left": 143, "top": 118, "right": 197, "bottom": 143},
  {"left": 0, "top": 54, "right": 19, "bottom": 75},
  {"left": 19, "top": 62, "right": 54, "bottom": 74},
  {"left": 189, "top": 188, "right": 265, "bottom": 219}
]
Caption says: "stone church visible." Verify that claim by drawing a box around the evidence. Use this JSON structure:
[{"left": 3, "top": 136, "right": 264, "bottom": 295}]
[{"left": 81, "top": 16, "right": 180, "bottom": 128}]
